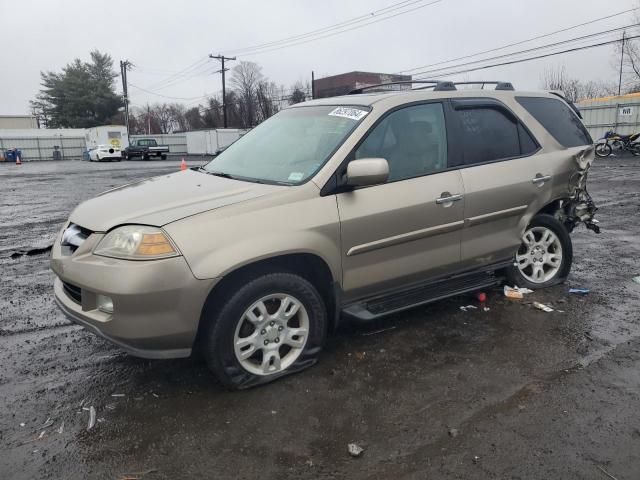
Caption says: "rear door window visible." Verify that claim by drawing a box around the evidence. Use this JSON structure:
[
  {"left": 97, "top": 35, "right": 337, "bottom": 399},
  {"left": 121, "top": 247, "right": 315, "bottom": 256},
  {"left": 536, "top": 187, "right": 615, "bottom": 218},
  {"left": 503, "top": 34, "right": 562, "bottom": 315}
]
[
  {"left": 516, "top": 96, "right": 592, "bottom": 147},
  {"left": 452, "top": 107, "right": 521, "bottom": 166}
]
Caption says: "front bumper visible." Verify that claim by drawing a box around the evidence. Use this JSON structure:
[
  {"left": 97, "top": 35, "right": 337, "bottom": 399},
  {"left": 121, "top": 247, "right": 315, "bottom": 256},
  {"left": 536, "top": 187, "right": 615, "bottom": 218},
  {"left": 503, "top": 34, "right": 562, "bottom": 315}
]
[{"left": 51, "top": 230, "right": 218, "bottom": 359}]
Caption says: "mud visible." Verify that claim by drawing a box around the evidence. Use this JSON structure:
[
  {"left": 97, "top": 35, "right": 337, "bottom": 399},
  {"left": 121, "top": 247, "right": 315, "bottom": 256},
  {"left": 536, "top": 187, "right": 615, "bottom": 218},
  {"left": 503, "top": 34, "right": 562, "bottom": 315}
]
[{"left": 1, "top": 158, "right": 639, "bottom": 479}]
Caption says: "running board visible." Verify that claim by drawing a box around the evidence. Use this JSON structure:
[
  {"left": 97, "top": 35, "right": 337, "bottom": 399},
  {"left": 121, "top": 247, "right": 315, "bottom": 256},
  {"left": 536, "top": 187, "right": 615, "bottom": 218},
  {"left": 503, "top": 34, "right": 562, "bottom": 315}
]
[{"left": 342, "top": 270, "right": 501, "bottom": 321}]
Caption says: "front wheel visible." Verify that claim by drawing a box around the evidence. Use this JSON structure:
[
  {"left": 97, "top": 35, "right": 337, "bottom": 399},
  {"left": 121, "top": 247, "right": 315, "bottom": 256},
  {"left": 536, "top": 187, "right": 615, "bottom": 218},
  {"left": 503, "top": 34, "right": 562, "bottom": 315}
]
[
  {"left": 203, "top": 273, "right": 327, "bottom": 390},
  {"left": 630, "top": 143, "right": 640, "bottom": 156},
  {"left": 505, "top": 214, "right": 573, "bottom": 289},
  {"left": 595, "top": 142, "right": 612, "bottom": 157}
]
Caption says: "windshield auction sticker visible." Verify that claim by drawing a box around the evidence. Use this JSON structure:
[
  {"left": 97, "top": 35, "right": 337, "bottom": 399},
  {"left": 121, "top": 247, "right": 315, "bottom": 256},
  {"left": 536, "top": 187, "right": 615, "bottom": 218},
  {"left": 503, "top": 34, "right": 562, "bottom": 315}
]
[{"left": 328, "top": 107, "right": 369, "bottom": 121}]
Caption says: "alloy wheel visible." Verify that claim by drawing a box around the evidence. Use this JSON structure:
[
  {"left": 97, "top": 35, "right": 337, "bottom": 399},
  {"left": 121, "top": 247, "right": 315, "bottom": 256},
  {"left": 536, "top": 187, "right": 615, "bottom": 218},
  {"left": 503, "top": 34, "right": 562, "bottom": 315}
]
[
  {"left": 233, "top": 293, "right": 309, "bottom": 376},
  {"left": 515, "top": 226, "right": 563, "bottom": 284}
]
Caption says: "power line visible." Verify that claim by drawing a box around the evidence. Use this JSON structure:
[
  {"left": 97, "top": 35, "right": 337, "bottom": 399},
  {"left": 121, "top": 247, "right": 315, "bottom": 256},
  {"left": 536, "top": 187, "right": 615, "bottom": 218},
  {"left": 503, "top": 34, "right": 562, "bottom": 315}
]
[
  {"left": 411, "top": 24, "right": 639, "bottom": 79},
  {"left": 225, "top": 0, "right": 424, "bottom": 55},
  {"left": 129, "top": 83, "right": 214, "bottom": 101},
  {"left": 141, "top": 56, "right": 210, "bottom": 91},
  {"left": 397, "top": 7, "right": 637, "bottom": 74},
  {"left": 414, "top": 34, "right": 640, "bottom": 80},
  {"left": 232, "top": 0, "right": 443, "bottom": 57}
]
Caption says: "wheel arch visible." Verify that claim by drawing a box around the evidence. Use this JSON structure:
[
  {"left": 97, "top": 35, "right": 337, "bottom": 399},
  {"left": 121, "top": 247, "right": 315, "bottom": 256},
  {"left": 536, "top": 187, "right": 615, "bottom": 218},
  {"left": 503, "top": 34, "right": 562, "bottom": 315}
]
[{"left": 195, "top": 252, "right": 340, "bottom": 349}]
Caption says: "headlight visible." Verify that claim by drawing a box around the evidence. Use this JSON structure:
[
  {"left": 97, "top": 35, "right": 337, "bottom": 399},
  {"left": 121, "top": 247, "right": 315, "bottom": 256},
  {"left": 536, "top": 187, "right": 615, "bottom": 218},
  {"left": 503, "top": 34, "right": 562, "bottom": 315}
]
[{"left": 94, "top": 225, "right": 180, "bottom": 260}]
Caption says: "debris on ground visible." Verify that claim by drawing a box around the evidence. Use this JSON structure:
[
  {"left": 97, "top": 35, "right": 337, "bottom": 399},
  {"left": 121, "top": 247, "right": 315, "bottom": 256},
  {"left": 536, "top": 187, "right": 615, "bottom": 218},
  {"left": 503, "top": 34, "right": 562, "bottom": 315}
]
[
  {"left": 362, "top": 326, "right": 396, "bottom": 336},
  {"left": 569, "top": 288, "right": 590, "bottom": 294},
  {"left": 40, "top": 417, "right": 53, "bottom": 429},
  {"left": 118, "top": 468, "right": 159, "bottom": 480},
  {"left": 448, "top": 428, "right": 459, "bottom": 438},
  {"left": 348, "top": 443, "right": 364, "bottom": 457},
  {"left": 504, "top": 285, "right": 534, "bottom": 299},
  {"left": 38, "top": 431, "right": 45, "bottom": 439},
  {"left": 477, "top": 292, "right": 487, "bottom": 302},
  {"left": 483, "top": 307, "right": 490, "bottom": 312},
  {"left": 459, "top": 305, "right": 478, "bottom": 312},
  {"left": 355, "top": 351, "right": 366, "bottom": 360},
  {"left": 597, "top": 465, "right": 619, "bottom": 480},
  {"left": 533, "top": 302, "right": 554, "bottom": 313},
  {"left": 57, "top": 422, "right": 64, "bottom": 434},
  {"left": 87, "top": 406, "right": 96, "bottom": 431},
  {"left": 111, "top": 393, "right": 126, "bottom": 397},
  {"left": 19, "top": 422, "right": 25, "bottom": 427},
  {"left": 472, "top": 455, "right": 480, "bottom": 464},
  {"left": 632, "top": 276, "right": 640, "bottom": 284}
]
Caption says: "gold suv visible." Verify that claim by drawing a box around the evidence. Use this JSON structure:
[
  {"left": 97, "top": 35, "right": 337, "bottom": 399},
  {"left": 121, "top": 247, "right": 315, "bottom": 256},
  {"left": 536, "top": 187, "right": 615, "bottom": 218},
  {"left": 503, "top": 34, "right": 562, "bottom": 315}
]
[{"left": 51, "top": 81, "right": 599, "bottom": 389}]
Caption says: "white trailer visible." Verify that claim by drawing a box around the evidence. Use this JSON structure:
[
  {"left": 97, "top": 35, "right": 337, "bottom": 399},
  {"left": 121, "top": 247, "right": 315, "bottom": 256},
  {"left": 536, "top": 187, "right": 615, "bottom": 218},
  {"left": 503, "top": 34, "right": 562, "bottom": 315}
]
[
  {"left": 185, "top": 129, "right": 246, "bottom": 155},
  {"left": 85, "top": 126, "right": 128, "bottom": 151}
]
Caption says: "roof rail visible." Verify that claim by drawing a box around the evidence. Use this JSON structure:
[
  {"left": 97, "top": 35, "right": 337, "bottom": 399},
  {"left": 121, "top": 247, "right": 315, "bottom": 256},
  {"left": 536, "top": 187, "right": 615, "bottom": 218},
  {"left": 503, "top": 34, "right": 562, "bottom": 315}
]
[
  {"left": 452, "top": 81, "right": 515, "bottom": 91},
  {"left": 348, "top": 80, "right": 457, "bottom": 95}
]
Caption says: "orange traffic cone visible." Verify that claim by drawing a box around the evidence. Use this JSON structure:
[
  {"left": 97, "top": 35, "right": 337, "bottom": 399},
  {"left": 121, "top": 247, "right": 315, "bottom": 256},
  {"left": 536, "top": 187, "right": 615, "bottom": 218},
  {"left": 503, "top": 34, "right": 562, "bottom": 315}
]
[
  {"left": 15, "top": 155, "right": 22, "bottom": 165},
  {"left": 180, "top": 158, "right": 187, "bottom": 171}
]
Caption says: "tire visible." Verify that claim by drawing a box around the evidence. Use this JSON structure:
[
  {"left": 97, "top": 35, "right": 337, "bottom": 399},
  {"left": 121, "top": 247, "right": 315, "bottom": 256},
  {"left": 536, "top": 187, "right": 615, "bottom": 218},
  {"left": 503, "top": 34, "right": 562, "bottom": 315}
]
[
  {"left": 143, "top": 153, "right": 149, "bottom": 161},
  {"left": 595, "top": 143, "right": 612, "bottom": 157},
  {"left": 203, "top": 272, "right": 327, "bottom": 390},
  {"left": 630, "top": 143, "right": 640, "bottom": 156},
  {"left": 504, "top": 214, "right": 573, "bottom": 290}
]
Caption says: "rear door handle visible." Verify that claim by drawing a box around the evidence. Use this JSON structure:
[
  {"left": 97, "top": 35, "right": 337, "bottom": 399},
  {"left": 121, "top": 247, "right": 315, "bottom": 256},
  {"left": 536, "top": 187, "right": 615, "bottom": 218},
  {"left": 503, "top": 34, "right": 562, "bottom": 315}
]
[
  {"left": 531, "top": 174, "right": 552, "bottom": 185},
  {"left": 436, "top": 193, "right": 463, "bottom": 205}
]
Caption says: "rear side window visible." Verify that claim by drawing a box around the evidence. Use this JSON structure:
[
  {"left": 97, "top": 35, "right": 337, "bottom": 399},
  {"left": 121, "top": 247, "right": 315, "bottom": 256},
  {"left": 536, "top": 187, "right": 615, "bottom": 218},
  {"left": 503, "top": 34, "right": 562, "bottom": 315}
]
[
  {"left": 453, "top": 107, "right": 526, "bottom": 166},
  {"left": 516, "top": 96, "right": 592, "bottom": 147}
]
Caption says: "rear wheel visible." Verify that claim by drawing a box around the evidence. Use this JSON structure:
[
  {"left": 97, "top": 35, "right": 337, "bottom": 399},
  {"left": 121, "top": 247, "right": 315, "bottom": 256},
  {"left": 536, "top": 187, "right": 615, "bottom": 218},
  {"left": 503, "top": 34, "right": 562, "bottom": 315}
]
[
  {"left": 630, "top": 143, "right": 640, "bottom": 156},
  {"left": 595, "top": 142, "right": 612, "bottom": 157},
  {"left": 203, "top": 273, "right": 327, "bottom": 390},
  {"left": 505, "top": 214, "right": 572, "bottom": 289}
]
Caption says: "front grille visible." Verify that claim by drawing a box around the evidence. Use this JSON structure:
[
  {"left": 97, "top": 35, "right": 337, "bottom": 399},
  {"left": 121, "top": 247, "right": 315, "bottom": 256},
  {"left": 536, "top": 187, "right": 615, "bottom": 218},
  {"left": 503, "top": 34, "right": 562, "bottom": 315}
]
[
  {"left": 61, "top": 223, "right": 92, "bottom": 255},
  {"left": 62, "top": 281, "right": 82, "bottom": 304}
]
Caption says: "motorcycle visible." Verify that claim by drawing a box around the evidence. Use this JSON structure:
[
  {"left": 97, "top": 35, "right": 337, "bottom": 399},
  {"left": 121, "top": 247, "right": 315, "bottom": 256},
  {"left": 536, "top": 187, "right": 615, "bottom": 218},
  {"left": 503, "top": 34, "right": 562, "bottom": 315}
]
[{"left": 595, "top": 130, "right": 640, "bottom": 157}]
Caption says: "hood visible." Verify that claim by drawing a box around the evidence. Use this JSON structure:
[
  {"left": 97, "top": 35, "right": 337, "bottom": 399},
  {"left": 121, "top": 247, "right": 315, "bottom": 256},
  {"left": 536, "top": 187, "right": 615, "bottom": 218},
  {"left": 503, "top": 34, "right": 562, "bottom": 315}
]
[{"left": 70, "top": 169, "right": 285, "bottom": 231}]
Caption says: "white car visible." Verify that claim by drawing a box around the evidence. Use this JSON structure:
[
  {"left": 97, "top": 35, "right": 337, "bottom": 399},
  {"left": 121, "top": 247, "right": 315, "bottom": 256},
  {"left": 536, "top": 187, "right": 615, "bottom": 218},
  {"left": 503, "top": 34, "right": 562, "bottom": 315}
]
[{"left": 89, "top": 145, "right": 122, "bottom": 162}]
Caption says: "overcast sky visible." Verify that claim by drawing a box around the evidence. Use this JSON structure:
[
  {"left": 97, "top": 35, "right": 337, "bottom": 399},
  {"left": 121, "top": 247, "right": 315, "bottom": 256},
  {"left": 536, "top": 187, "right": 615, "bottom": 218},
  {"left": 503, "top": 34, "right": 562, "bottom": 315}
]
[{"left": 1, "top": 0, "right": 637, "bottom": 115}]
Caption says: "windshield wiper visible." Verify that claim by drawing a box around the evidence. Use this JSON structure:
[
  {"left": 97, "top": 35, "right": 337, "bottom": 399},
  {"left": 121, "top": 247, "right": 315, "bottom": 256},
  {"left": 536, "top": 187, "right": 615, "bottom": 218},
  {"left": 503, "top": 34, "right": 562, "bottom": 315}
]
[{"left": 201, "top": 169, "right": 236, "bottom": 180}]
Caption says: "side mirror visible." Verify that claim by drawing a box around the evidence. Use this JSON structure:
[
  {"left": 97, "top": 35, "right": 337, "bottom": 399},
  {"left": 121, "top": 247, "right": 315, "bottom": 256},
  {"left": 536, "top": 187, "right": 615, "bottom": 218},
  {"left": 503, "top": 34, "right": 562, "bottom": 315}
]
[{"left": 345, "top": 158, "right": 389, "bottom": 187}]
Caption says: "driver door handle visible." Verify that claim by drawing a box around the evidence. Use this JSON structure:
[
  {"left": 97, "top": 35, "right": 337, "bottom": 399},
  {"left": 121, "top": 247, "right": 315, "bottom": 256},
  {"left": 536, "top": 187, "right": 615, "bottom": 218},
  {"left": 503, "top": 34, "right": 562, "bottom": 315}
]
[{"left": 436, "top": 193, "right": 463, "bottom": 205}]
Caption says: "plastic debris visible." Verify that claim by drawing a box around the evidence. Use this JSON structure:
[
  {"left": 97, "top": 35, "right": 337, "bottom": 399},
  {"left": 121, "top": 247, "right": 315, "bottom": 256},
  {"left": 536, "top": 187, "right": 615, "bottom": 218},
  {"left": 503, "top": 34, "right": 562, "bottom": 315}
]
[
  {"left": 569, "top": 288, "right": 590, "bottom": 294},
  {"left": 632, "top": 276, "right": 640, "bottom": 284},
  {"left": 19, "top": 423, "right": 25, "bottom": 427},
  {"left": 38, "top": 431, "right": 45, "bottom": 439},
  {"left": 40, "top": 418, "right": 53, "bottom": 429},
  {"left": 57, "top": 422, "right": 64, "bottom": 434},
  {"left": 483, "top": 307, "right": 490, "bottom": 312},
  {"left": 460, "top": 305, "right": 478, "bottom": 312},
  {"left": 504, "top": 286, "right": 523, "bottom": 299},
  {"left": 477, "top": 292, "right": 487, "bottom": 302},
  {"left": 448, "top": 428, "right": 459, "bottom": 438},
  {"left": 111, "top": 393, "right": 126, "bottom": 397},
  {"left": 504, "top": 286, "right": 534, "bottom": 299},
  {"left": 87, "top": 406, "right": 96, "bottom": 431},
  {"left": 533, "top": 302, "right": 554, "bottom": 312},
  {"left": 348, "top": 443, "right": 364, "bottom": 457},
  {"left": 473, "top": 455, "right": 480, "bottom": 464}
]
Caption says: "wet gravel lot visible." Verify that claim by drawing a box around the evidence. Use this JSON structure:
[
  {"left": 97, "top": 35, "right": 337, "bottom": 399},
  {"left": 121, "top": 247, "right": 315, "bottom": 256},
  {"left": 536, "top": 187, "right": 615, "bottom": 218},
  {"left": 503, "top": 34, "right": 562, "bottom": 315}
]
[{"left": 1, "top": 157, "right": 639, "bottom": 479}]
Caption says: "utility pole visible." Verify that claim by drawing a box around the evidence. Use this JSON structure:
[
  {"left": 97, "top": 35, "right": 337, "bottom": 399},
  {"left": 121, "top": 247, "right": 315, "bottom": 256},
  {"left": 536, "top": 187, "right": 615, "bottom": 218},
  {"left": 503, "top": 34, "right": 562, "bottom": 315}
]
[
  {"left": 120, "top": 60, "right": 131, "bottom": 142},
  {"left": 209, "top": 54, "right": 236, "bottom": 128},
  {"left": 618, "top": 31, "right": 626, "bottom": 96},
  {"left": 147, "top": 104, "right": 151, "bottom": 135}
]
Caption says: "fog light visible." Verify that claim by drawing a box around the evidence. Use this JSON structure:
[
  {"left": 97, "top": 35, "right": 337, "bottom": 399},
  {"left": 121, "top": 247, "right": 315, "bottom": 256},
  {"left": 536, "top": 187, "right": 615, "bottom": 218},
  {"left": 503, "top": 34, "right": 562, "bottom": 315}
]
[{"left": 97, "top": 294, "right": 114, "bottom": 314}]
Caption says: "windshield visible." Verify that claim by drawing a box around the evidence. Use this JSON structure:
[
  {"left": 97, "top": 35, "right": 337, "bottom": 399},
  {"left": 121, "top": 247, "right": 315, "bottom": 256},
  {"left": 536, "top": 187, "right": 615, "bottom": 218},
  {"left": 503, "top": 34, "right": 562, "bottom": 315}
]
[{"left": 203, "top": 105, "right": 369, "bottom": 184}]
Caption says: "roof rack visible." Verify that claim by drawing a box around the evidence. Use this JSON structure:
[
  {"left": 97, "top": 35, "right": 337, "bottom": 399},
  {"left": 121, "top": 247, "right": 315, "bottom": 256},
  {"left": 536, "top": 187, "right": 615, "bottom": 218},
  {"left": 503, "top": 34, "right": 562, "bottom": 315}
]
[
  {"left": 453, "top": 81, "right": 514, "bottom": 91},
  {"left": 347, "top": 80, "right": 515, "bottom": 95},
  {"left": 348, "top": 80, "right": 456, "bottom": 94}
]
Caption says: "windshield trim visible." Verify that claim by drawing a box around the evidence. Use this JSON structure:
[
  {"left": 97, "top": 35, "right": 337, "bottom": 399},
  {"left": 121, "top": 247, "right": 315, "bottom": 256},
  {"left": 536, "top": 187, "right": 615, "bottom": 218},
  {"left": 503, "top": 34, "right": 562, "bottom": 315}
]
[{"left": 202, "top": 104, "right": 372, "bottom": 187}]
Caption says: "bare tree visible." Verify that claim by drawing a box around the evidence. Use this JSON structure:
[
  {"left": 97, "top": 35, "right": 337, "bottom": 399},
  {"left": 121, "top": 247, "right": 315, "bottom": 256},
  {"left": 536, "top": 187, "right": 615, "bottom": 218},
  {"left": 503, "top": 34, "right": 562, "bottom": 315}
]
[
  {"left": 540, "top": 65, "right": 616, "bottom": 102},
  {"left": 289, "top": 81, "right": 307, "bottom": 105},
  {"left": 230, "top": 61, "right": 264, "bottom": 127},
  {"left": 256, "top": 80, "right": 280, "bottom": 121}
]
